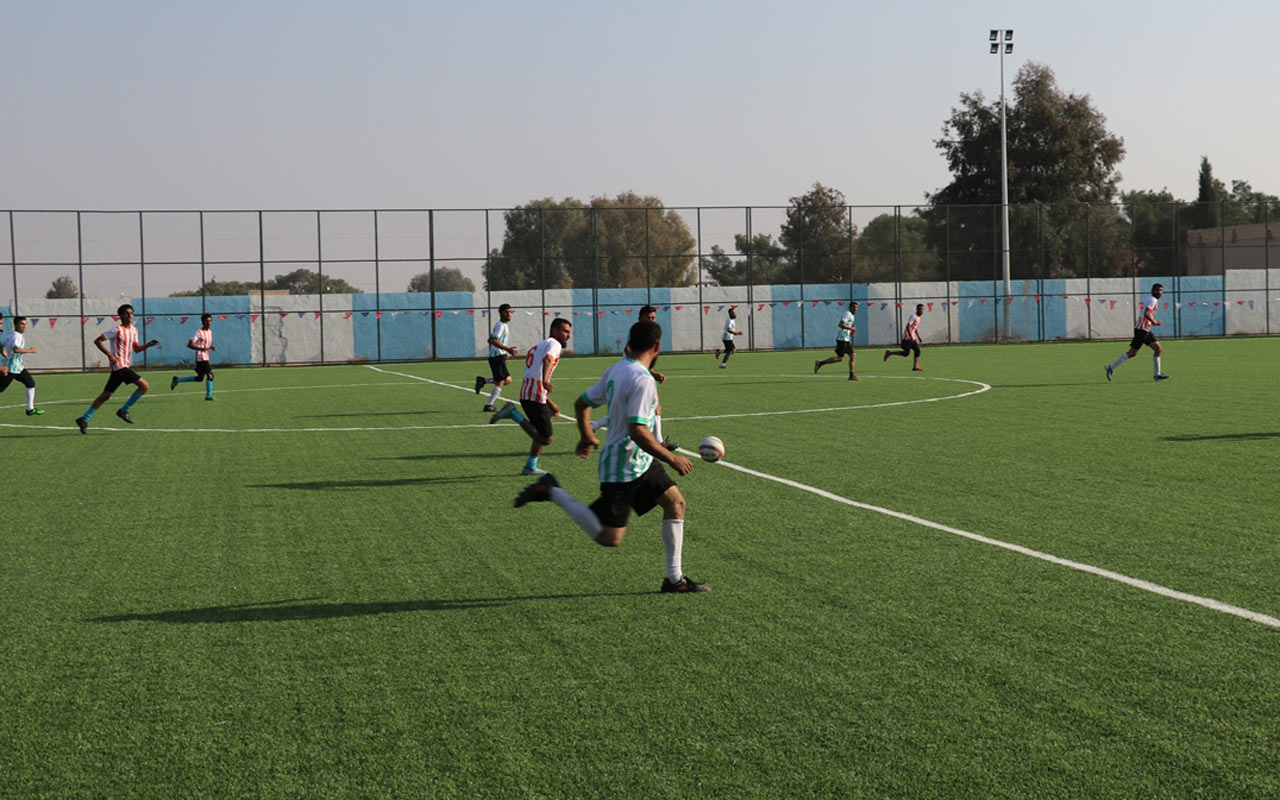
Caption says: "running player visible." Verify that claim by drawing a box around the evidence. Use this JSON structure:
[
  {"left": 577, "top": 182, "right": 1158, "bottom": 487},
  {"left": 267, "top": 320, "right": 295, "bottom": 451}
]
[
  {"left": 1106, "top": 283, "right": 1170, "bottom": 382},
  {"left": 814, "top": 301, "right": 859, "bottom": 380},
  {"left": 591, "top": 305, "right": 677, "bottom": 450},
  {"left": 513, "top": 319, "right": 709, "bottom": 593},
  {"left": 75, "top": 304, "right": 160, "bottom": 433},
  {"left": 713, "top": 305, "right": 743, "bottom": 369},
  {"left": 171, "top": 313, "right": 216, "bottom": 400},
  {"left": 475, "top": 303, "right": 518, "bottom": 412},
  {"left": 489, "top": 317, "right": 571, "bottom": 475},
  {"left": 0, "top": 316, "right": 44, "bottom": 415},
  {"left": 884, "top": 303, "right": 924, "bottom": 371}
]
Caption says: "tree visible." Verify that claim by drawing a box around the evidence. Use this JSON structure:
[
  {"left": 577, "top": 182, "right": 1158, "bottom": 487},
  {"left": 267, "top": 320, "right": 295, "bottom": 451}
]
[
  {"left": 481, "top": 198, "right": 585, "bottom": 291},
  {"left": 778, "top": 183, "right": 856, "bottom": 284},
  {"left": 700, "top": 234, "right": 790, "bottom": 286},
  {"left": 1186, "top": 156, "right": 1226, "bottom": 231},
  {"left": 408, "top": 267, "right": 476, "bottom": 293},
  {"left": 46, "top": 276, "right": 80, "bottom": 299},
  {"left": 170, "top": 269, "right": 362, "bottom": 297},
  {"left": 854, "top": 214, "right": 941, "bottom": 282},
  {"left": 924, "top": 62, "right": 1127, "bottom": 279}
]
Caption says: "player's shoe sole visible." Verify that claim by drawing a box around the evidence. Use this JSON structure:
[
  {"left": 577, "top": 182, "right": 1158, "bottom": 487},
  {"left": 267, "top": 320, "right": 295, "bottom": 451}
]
[
  {"left": 660, "top": 576, "right": 710, "bottom": 593},
  {"left": 1105, "top": 365, "right": 1113, "bottom": 382},
  {"left": 26, "top": 408, "right": 44, "bottom": 416},
  {"left": 514, "top": 472, "right": 560, "bottom": 507},
  {"left": 75, "top": 417, "right": 88, "bottom": 434},
  {"left": 116, "top": 409, "right": 134, "bottom": 424},
  {"left": 1154, "top": 373, "right": 1171, "bottom": 381},
  {"left": 474, "top": 376, "right": 486, "bottom": 394}
]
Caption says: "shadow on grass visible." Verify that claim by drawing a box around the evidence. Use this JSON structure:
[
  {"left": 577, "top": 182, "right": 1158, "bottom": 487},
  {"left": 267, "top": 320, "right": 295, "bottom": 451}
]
[
  {"left": 88, "top": 591, "right": 650, "bottom": 624},
  {"left": 379, "top": 452, "right": 537, "bottom": 461},
  {"left": 302, "top": 410, "right": 444, "bottom": 418},
  {"left": 1162, "top": 432, "right": 1280, "bottom": 442},
  {"left": 250, "top": 475, "right": 488, "bottom": 490}
]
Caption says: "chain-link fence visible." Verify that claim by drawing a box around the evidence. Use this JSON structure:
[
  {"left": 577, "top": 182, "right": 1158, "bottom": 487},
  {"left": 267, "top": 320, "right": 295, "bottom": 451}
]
[{"left": 3, "top": 204, "right": 1276, "bottom": 371}]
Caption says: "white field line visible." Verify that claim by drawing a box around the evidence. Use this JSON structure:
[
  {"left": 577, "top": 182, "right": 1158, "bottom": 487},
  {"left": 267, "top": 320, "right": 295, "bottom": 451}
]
[{"left": 382, "top": 365, "right": 1280, "bottom": 629}]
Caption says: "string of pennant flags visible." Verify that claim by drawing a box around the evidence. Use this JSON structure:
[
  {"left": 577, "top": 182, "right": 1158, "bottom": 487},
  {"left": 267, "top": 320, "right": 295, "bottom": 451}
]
[{"left": 17, "top": 297, "right": 1267, "bottom": 328}]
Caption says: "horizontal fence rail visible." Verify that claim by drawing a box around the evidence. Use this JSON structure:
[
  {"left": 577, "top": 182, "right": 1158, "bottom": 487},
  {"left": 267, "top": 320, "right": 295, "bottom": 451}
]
[{"left": 3, "top": 204, "right": 1276, "bottom": 370}]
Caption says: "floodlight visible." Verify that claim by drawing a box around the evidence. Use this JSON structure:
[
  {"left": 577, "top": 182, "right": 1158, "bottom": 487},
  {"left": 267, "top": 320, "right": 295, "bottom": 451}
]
[
  {"left": 990, "top": 44, "right": 998, "bottom": 53},
  {"left": 1005, "top": 30, "right": 1014, "bottom": 41},
  {"left": 990, "top": 30, "right": 998, "bottom": 41},
  {"left": 1005, "top": 43, "right": 1013, "bottom": 54}
]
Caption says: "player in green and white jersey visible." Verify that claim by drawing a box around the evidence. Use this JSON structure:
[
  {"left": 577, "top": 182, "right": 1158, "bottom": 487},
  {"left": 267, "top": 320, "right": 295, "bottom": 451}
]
[
  {"left": 0, "top": 316, "right": 44, "bottom": 415},
  {"left": 813, "top": 301, "right": 859, "bottom": 380},
  {"left": 513, "top": 319, "right": 709, "bottom": 593},
  {"left": 475, "top": 303, "right": 519, "bottom": 411}
]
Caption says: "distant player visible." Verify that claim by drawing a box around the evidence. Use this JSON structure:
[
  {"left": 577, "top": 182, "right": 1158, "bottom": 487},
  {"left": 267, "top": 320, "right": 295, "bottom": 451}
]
[
  {"left": 0, "top": 316, "right": 44, "bottom": 415},
  {"left": 474, "top": 303, "right": 518, "bottom": 412},
  {"left": 713, "top": 305, "right": 743, "bottom": 369},
  {"left": 513, "top": 319, "right": 709, "bottom": 593},
  {"left": 884, "top": 303, "right": 924, "bottom": 371},
  {"left": 490, "top": 317, "right": 572, "bottom": 475},
  {"left": 0, "top": 312, "right": 7, "bottom": 379},
  {"left": 171, "top": 313, "right": 216, "bottom": 400},
  {"left": 75, "top": 304, "right": 160, "bottom": 433},
  {"left": 1106, "top": 283, "right": 1169, "bottom": 382},
  {"left": 591, "top": 305, "right": 677, "bottom": 450},
  {"left": 814, "top": 301, "right": 859, "bottom": 380}
]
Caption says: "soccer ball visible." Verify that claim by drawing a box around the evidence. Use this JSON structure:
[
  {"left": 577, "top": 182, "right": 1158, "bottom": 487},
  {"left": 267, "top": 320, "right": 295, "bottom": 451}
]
[{"left": 698, "top": 436, "right": 724, "bottom": 463}]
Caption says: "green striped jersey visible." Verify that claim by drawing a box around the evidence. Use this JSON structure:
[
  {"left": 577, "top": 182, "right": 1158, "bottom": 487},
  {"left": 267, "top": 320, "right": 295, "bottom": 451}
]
[{"left": 581, "top": 358, "right": 659, "bottom": 484}]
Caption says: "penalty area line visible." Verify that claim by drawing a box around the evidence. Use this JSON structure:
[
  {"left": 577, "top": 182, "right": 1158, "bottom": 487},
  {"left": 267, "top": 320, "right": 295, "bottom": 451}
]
[{"left": 707, "top": 457, "right": 1280, "bottom": 631}]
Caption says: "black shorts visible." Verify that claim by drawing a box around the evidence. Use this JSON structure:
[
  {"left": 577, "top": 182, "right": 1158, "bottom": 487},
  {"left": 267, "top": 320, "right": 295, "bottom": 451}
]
[
  {"left": 1129, "top": 328, "right": 1157, "bottom": 350},
  {"left": 488, "top": 355, "right": 510, "bottom": 383},
  {"left": 0, "top": 369, "right": 35, "bottom": 391},
  {"left": 520, "top": 399, "right": 554, "bottom": 440},
  {"left": 194, "top": 361, "right": 214, "bottom": 380},
  {"left": 834, "top": 340, "right": 854, "bottom": 357},
  {"left": 900, "top": 338, "right": 921, "bottom": 357},
  {"left": 589, "top": 460, "right": 677, "bottom": 529},
  {"left": 722, "top": 339, "right": 736, "bottom": 355},
  {"left": 104, "top": 368, "right": 142, "bottom": 393}
]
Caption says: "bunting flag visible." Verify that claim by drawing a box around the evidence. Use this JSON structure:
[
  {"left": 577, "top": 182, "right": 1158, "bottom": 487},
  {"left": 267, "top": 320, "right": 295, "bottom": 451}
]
[
  {"left": 343, "top": 312, "right": 353, "bottom": 319},
  {"left": 758, "top": 304, "right": 765, "bottom": 311},
  {"left": 251, "top": 314, "right": 259, "bottom": 323},
  {"left": 49, "top": 318, "right": 56, "bottom": 328},
  {"left": 376, "top": 312, "right": 383, "bottom": 319},
  {"left": 1109, "top": 300, "right": 1117, "bottom": 310},
  {"left": 880, "top": 303, "right": 888, "bottom": 310},
  {"left": 1249, "top": 300, "right": 1255, "bottom": 309},
  {"left": 703, "top": 306, "right": 710, "bottom": 314},
  {"left": 837, "top": 301, "right": 846, "bottom": 306},
  {"left": 812, "top": 300, "right": 820, "bottom": 307},
  {"left": 624, "top": 308, "right": 633, "bottom": 315},
  {"left": 435, "top": 311, "right": 443, "bottom": 319},
  {"left": 980, "top": 299, "right": 987, "bottom": 306},
  {"left": 98, "top": 317, "right": 106, "bottom": 325},
  {"left": 280, "top": 312, "right": 289, "bottom": 318},
  {"left": 675, "top": 306, "right": 684, "bottom": 311},
  {"left": 951, "top": 300, "right": 959, "bottom": 306},
  {"left": 1084, "top": 298, "right": 1091, "bottom": 308},
  {"left": 81, "top": 317, "right": 88, "bottom": 325},
  {"left": 466, "top": 309, "right": 474, "bottom": 315},
  {"left": 1033, "top": 295, "right": 1040, "bottom": 303},
  {"left": 180, "top": 316, "right": 189, "bottom": 324},
  {"left": 599, "top": 311, "right": 606, "bottom": 317},
  {"left": 146, "top": 317, "right": 154, "bottom": 324},
  {"left": 112, "top": 316, "right": 119, "bottom": 322},
  {"left": 927, "top": 302, "right": 934, "bottom": 312},
  {"left": 218, "top": 315, "right": 227, "bottom": 321}
]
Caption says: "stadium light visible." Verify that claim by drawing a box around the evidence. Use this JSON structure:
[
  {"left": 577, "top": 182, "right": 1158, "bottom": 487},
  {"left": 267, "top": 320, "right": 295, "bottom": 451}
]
[{"left": 989, "top": 28, "right": 1015, "bottom": 339}]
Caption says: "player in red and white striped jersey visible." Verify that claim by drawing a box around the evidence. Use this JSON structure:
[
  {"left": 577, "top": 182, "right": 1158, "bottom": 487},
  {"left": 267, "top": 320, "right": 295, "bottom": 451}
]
[
  {"left": 75, "top": 304, "right": 160, "bottom": 433},
  {"left": 1105, "top": 284, "right": 1169, "bottom": 382},
  {"left": 884, "top": 303, "right": 925, "bottom": 371},
  {"left": 171, "top": 314, "right": 216, "bottom": 400},
  {"left": 490, "top": 317, "right": 572, "bottom": 475}
]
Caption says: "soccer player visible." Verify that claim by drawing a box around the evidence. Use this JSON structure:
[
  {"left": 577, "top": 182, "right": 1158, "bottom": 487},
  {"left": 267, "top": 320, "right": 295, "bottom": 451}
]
[
  {"left": 1106, "top": 283, "right": 1170, "bottom": 382},
  {"left": 0, "top": 312, "right": 7, "bottom": 379},
  {"left": 713, "top": 305, "right": 743, "bottom": 369},
  {"left": 489, "top": 317, "right": 571, "bottom": 475},
  {"left": 171, "top": 313, "right": 216, "bottom": 400},
  {"left": 75, "top": 304, "right": 160, "bottom": 433},
  {"left": 475, "top": 303, "right": 518, "bottom": 412},
  {"left": 513, "top": 319, "right": 709, "bottom": 593},
  {"left": 814, "top": 301, "right": 859, "bottom": 380},
  {"left": 884, "top": 303, "right": 925, "bottom": 371},
  {"left": 591, "top": 305, "right": 677, "bottom": 450},
  {"left": 0, "top": 316, "right": 44, "bottom": 415}
]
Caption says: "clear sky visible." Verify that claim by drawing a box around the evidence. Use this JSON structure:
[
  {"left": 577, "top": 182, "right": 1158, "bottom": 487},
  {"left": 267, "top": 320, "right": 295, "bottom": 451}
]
[{"left": 3, "top": 0, "right": 1277, "bottom": 213}]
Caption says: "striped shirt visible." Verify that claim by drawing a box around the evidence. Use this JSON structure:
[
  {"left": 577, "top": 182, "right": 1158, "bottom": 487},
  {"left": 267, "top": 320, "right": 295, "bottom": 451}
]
[
  {"left": 488, "top": 320, "right": 509, "bottom": 358},
  {"left": 903, "top": 313, "right": 921, "bottom": 343},
  {"left": 519, "top": 337, "right": 562, "bottom": 403},
  {"left": 191, "top": 328, "right": 213, "bottom": 362},
  {"left": 0, "top": 331, "right": 21, "bottom": 373},
  {"left": 837, "top": 310, "right": 855, "bottom": 343},
  {"left": 582, "top": 358, "right": 659, "bottom": 483},
  {"left": 1136, "top": 295, "right": 1158, "bottom": 332},
  {"left": 103, "top": 324, "right": 139, "bottom": 369}
]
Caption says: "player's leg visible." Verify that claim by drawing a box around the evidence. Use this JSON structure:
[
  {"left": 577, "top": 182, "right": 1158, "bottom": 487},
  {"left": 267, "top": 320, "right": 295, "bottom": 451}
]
[
  {"left": 18, "top": 371, "right": 40, "bottom": 414},
  {"left": 654, "top": 484, "right": 708, "bottom": 592},
  {"left": 849, "top": 350, "right": 857, "bottom": 380},
  {"left": 911, "top": 342, "right": 922, "bottom": 370},
  {"left": 78, "top": 374, "right": 122, "bottom": 431},
  {"left": 1150, "top": 340, "right": 1168, "bottom": 380},
  {"left": 1107, "top": 334, "right": 1143, "bottom": 380},
  {"left": 203, "top": 364, "right": 215, "bottom": 399},
  {"left": 117, "top": 374, "right": 148, "bottom": 422},
  {"left": 513, "top": 472, "right": 608, "bottom": 539}
]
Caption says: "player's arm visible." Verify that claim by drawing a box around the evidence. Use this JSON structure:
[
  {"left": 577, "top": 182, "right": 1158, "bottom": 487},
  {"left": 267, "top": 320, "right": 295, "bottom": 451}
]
[
  {"left": 540, "top": 355, "right": 556, "bottom": 394},
  {"left": 629, "top": 422, "right": 692, "bottom": 475},
  {"left": 187, "top": 338, "right": 199, "bottom": 351},
  {"left": 1145, "top": 304, "right": 1160, "bottom": 326},
  {"left": 92, "top": 334, "right": 115, "bottom": 365},
  {"left": 574, "top": 393, "right": 601, "bottom": 459},
  {"left": 13, "top": 342, "right": 35, "bottom": 354},
  {"left": 132, "top": 339, "right": 159, "bottom": 352}
]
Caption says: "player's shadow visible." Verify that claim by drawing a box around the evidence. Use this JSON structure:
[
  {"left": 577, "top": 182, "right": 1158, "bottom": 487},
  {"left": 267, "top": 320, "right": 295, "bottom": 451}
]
[
  {"left": 303, "top": 410, "right": 443, "bottom": 418},
  {"left": 249, "top": 476, "right": 487, "bottom": 490},
  {"left": 87, "top": 592, "right": 649, "bottom": 624},
  {"left": 382, "top": 452, "right": 540, "bottom": 461},
  {"left": 1162, "top": 432, "right": 1280, "bottom": 442}
]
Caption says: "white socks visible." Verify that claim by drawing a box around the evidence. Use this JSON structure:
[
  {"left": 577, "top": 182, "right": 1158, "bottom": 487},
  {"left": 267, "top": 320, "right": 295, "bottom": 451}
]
[
  {"left": 549, "top": 487, "right": 603, "bottom": 537},
  {"left": 1154, "top": 356, "right": 1162, "bottom": 376},
  {"left": 661, "top": 518, "right": 684, "bottom": 582},
  {"left": 1109, "top": 353, "right": 1129, "bottom": 370},
  {"left": 26, "top": 386, "right": 36, "bottom": 411},
  {"left": 487, "top": 384, "right": 502, "bottom": 404}
]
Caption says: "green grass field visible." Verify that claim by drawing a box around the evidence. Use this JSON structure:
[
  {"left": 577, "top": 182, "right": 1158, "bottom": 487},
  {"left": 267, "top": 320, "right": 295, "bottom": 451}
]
[{"left": 3, "top": 338, "right": 1279, "bottom": 799}]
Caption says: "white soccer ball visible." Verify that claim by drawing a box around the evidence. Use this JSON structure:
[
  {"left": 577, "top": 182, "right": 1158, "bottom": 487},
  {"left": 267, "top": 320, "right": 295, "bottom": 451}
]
[{"left": 698, "top": 436, "right": 724, "bottom": 463}]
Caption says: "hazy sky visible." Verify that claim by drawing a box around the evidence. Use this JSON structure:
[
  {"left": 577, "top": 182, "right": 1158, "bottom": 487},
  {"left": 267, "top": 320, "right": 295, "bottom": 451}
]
[{"left": 3, "top": 0, "right": 1277, "bottom": 213}]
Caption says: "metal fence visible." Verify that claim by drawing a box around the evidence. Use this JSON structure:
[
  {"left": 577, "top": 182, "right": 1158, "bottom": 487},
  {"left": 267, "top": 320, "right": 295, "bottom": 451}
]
[{"left": 3, "top": 204, "right": 1277, "bottom": 370}]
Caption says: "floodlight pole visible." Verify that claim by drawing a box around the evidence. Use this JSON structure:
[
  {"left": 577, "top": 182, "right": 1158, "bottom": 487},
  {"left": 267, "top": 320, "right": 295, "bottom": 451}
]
[{"left": 990, "top": 29, "right": 1014, "bottom": 339}]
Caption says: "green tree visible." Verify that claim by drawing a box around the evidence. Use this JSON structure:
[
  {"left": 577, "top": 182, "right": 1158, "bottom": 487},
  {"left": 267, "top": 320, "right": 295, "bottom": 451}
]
[
  {"left": 408, "top": 267, "right": 476, "bottom": 293},
  {"left": 46, "top": 275, "right": 80, "bottom": 298},
  {"left": 924, "top": 62, "right": 1127, "bottom": 279},
  {"left": 171, "top": 270, "right": 362, "bottom": 297},
  {"left": 778, "top": 183, "right": 856, "bottom": 284},
  {"left": 1186, "top": 156, "right": 1226, "bottom": 231},
  {"left": 700, "top": 245, "right": 745, "bottom": 286},
  {"left": 481, "top": 198, "right": 584, "bottom": 291},
  {"left": 1122, "top": 189, "right": 1181, "bottom": 276},
  {"left": 854, "top": 214, "right": 941, "bottom": 282}
]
